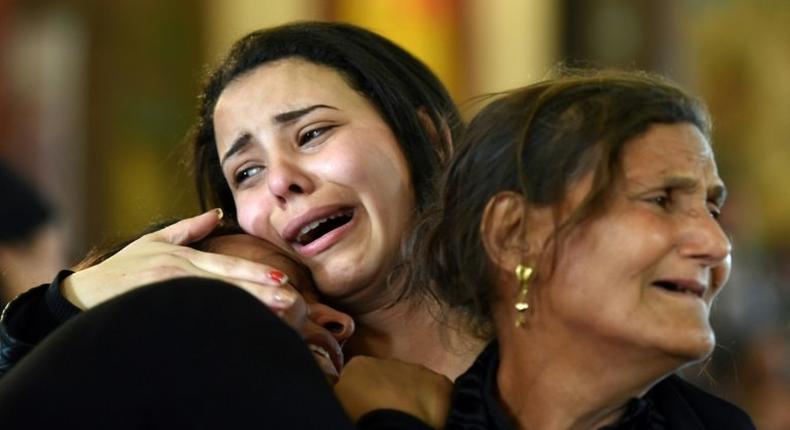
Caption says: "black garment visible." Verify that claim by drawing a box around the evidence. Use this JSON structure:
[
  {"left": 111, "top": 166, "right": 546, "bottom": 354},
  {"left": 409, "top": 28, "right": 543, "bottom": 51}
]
[
  {"left": 0, "top": 278, "right": 430, "bottom": 429},
  {"left": 0, "top": 270, "right": 80, "bottom": 378},
  {"left": 444, "top": 342, "right": 755, "bottom": 430}
]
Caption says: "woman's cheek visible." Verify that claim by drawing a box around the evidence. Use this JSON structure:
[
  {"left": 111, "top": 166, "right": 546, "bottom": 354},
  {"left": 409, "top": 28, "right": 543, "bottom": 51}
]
[{"left": 234, "top": 195, "right": 260, "bottom": 236}]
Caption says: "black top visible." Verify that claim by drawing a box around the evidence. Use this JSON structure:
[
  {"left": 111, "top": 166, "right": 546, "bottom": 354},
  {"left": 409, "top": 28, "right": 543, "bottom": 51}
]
[
  {"left": 0, "top": 274, "right": 432, "bottom": 430},
  {"left": 0, "top": 270, "right": 80, "bottom": 378},
  {"left": 444, "top": 342, "right": 755, "bottom": 430}
]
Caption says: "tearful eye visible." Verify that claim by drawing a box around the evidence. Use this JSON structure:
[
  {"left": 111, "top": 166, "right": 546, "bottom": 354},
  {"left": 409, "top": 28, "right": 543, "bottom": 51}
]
[
  {"left": 299, "top": 126, "right": 334, "bottom": 147},
  {"left": 648, "top": 194, "right": 670, "bottom": 209},
  {"left": 234, "top": 166, "right": 264, "bottom": 185}
]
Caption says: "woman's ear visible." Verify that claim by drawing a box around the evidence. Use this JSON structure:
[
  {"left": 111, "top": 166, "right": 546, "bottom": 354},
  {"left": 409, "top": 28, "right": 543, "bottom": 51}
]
[
  {"left": 480, "top": 191, "right": 553, "bottom": 273},
  {"left": 480, "top": 192, "right": 529, "bottom": 273}
]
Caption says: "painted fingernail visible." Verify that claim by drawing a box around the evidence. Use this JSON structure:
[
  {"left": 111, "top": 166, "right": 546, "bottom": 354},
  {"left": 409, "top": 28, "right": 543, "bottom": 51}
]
[
  {"left": 271, "top": 287, "right": 296, "bottom": 306},
  {"left": 214, "top": 208, "right": 224, "bottom": 220},
  {"left": 268, "top": 270, "right": 289, "bottom": 285}
]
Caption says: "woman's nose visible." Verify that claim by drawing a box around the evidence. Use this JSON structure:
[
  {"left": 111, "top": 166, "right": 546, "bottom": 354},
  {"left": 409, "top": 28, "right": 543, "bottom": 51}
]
[
  {"left": 266, "top": 156, "right": 315, "bottom": 206},
  {"left": 678, "top": 208, "right": 732, "bottom": 266},
  {"left": 309, "top": 303, "right": 355, "bottom": 346}
]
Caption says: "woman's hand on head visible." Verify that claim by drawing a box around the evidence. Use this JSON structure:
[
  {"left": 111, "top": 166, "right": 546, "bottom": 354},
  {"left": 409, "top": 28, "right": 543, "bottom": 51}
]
[
  {"left": 60, "top": 210, "right": 308, "bottom": 328},
  {"left": 334, "top": 356, "right": 453, "bottom": 429}
]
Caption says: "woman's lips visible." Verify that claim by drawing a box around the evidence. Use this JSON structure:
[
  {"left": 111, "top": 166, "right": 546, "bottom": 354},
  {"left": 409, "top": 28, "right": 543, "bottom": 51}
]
[
  {"left": 282, "top": 205, "right": 354, "bottom": 241},
  {"left": 651, "top": 278, "right": 707, "bottom": 298},
  {"left": 305, "top": 331, "right": 344, "bottom": 377},
  {"left": 292, "top": 214, "right": 355, "bottom": 258},
  {"left": 309, "top": 344, "right": 340, "bottom": 384},
  {"left": 282, "top": 206, "right": 356, "bottom": 257},
  {"left": 295, "top": 209, "right": 354, "bottom": 244}
]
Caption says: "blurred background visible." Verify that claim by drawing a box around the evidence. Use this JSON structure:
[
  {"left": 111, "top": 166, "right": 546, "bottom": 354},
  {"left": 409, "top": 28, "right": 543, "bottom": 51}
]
[{"left": 0, "top": 0, "right": 787, "bottom": 427}]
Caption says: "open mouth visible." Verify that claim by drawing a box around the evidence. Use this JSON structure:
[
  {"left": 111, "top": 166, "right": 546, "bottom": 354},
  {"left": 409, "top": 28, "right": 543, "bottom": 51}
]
[
  {"left": 309, "top": 344, "right": 333, "bottom": 362},
  {"left": 308, "top": 344, "right": 339, "bottom": 384},
  {"left": 307, "top": 342, "right": 343, "bottom": 375},
  {"left": 651, "top": 280, "right": 704, "bottom": 298},
  {"left": 295, "top": 209, "right": 354, "bottom": 246}
]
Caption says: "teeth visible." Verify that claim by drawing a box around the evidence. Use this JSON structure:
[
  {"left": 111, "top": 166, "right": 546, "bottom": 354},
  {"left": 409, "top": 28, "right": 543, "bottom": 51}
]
[
  {"left": 302, "top": 220, "right": 322, "bottom": 235},
  {"left": 308, "top": 344, "right": 331, "bottom": 360},
  {"left": 297, "top": 218, "right": 328, "bottom": 242},
  {"left": 295, "top": 211, "right": 352, "bottom": 243}
]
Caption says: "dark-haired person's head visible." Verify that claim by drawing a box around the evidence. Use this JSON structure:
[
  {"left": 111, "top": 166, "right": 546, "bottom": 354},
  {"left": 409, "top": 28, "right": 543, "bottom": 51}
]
[
  {"left": 190, "top": 21, "right": 463, "bottom": 307},
  {"left": 422, "top": 70, "right": 730, "bottom": 367},
  {"left": 0, "top": 162, "right": 65, "bottom": 304},
  {"left": 192, "top": 21, "right": 461, "bottom": 219}
]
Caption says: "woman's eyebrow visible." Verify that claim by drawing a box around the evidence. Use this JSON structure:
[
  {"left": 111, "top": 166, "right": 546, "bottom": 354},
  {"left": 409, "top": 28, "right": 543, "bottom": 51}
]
[
  {"left": 658, "top": 175, "right": 728, "bottom": 206},
  {"left": 273, "top": 104, "right": 338, "bottom": 124},
  {"left": 221, "top": 133, "right": 252, "bottom": 167},
  {"left": 220, "top": 105, "right": 340, "bottom": 166}
]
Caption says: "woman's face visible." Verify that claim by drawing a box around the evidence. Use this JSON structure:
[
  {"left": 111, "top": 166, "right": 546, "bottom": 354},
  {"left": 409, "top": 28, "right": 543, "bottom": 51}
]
[
  {"left": 537, "top": 122, "right": 731, "bottom": 362},
  {"left": 200, "top": 233, "right": 355, "bottom": 384},
  {"left": 213, "top": 58, "right": 415, "bottom": 311}
]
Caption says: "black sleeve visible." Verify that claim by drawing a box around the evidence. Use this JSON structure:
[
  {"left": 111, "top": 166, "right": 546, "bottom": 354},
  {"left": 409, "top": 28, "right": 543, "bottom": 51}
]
[
  {"left": 0, "top": 270, "right": 81, "bottom": 378},
  {"left": 358, "top": 409, "right": 435, "bottom": 430}
]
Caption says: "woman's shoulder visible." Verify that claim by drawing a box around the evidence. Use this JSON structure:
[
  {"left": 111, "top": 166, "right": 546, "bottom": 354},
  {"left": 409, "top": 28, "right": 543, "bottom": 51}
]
[{"left": 647, "top": 375, "right": 755, "bottom": 429}]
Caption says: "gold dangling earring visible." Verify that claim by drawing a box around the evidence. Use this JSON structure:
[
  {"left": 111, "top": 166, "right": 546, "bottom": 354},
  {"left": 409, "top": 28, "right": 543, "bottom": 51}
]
[{"left": 514, "top": 264, "right": 533, "bottom": 327}]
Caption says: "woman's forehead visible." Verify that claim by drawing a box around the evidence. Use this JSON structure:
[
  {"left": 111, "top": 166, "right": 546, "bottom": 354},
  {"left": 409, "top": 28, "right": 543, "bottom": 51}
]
[
  {"left": 219, "top": 58, "right": 355, "bottom": 111},
  {"left": 621, "top": 123, "right": 721, "bottom": 184}
]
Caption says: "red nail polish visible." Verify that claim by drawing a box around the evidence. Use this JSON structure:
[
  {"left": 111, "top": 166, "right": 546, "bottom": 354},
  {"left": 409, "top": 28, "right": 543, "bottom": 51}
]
[{"left": 268, "top": 270, "right": 286, "bottom": 284}]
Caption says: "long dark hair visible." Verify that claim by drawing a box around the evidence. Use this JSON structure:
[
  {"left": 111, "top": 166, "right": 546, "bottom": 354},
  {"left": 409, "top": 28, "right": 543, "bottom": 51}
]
[
  {"left": 190, "top": 21, "right": 463, "bottom": 221},
  {"left": 414, "top": 69, "right": 712, "bottom": 337}
]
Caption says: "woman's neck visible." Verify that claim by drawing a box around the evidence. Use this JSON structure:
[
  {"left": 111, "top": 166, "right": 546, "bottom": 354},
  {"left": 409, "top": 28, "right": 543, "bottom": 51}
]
[
  {"left": 494, "top": 316, "right": 679, "bottom": 430},
  {"left": 345, "top": 297, "right": 486, "bottom": 380}
]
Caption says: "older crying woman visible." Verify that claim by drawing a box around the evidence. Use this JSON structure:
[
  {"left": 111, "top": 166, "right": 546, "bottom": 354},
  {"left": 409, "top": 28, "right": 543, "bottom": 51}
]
[{"left": 418, "top": 71, "right": 755, "bottom": 429}]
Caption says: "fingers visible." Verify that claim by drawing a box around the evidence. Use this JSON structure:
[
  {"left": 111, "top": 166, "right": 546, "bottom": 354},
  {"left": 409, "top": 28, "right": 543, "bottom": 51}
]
[
  {"left": 234, "top": 280, "right": 301, "bottom": 311},
  {"left": 268, "top": 284, "right": 309, "bottom": 330},
  {"left": 136, "top": 209, "right": 289, "bottom": 287},
  {"left": 71, "top": 208, "right": 311, "bottom": 329},
  {"left": 185, "top": 248, "right": 289, "bottom": 286},
  {"left": 199, "top": 275, "right": 309, "bottom": 330},
  {"left": 148, "top": 209, "right": 223, "bottom": 245}
]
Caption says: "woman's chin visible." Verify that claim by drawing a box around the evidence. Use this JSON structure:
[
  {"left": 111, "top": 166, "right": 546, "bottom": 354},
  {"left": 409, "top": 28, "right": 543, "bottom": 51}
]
[
  {"left": 662, "top": 327, "right": 717, "bottom": 365},
  {"left": 690, "top": 331, "right": 717, "bottom": 361}
]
